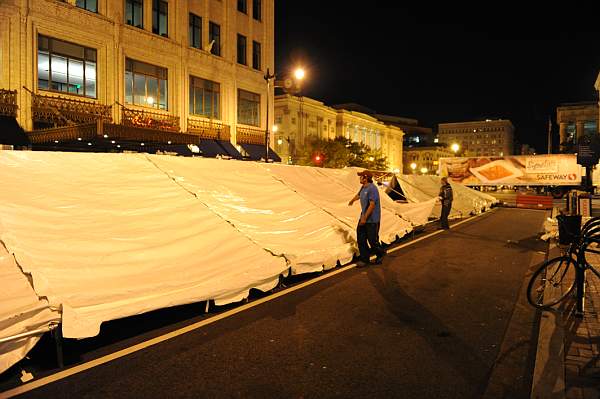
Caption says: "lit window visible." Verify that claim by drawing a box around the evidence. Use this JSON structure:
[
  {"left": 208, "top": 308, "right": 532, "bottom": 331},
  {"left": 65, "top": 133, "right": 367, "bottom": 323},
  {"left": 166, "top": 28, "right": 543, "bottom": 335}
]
[
  {"left": 189, "top": 76, "right": 220, "bottom": 119},
  {"left": 37, "top": 35, "right": 97, "bottom": 98},
  {"left": 125, "top": 58, "right": 168, "bottom": 110}
]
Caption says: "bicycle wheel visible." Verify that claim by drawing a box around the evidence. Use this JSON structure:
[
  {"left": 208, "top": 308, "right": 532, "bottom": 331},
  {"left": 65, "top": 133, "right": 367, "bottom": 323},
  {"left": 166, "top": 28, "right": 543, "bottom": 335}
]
[{"left": 527, "top": 255, "right": 576, "bottom": 309}]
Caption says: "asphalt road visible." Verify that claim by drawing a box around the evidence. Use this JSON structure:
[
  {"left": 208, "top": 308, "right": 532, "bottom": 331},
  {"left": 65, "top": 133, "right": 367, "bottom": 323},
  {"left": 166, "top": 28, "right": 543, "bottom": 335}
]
[{"left": 10, "top": 208, "right": 548, "bottom": 399}]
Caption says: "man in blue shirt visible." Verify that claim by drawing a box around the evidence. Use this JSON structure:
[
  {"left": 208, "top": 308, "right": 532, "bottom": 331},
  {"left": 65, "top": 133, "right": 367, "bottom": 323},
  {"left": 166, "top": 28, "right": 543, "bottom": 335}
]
[{"left": 348, "top": 170, "right": 385, "bottom": 267}]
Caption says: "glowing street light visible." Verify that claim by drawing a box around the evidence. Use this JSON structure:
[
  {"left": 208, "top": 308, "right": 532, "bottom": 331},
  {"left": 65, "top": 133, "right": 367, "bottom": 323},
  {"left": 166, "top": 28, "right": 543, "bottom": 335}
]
[
  {"left": 410, "top": 162, "right": 417, "bottom": 173},
  {"left": 420, "top": 167, "right": 428, "bottom": 174},
  {"left": 294, "top": 67, "right": 305, "bottom": 81},
  {"left": 451, "top": 143, "right": 460, "bottom": 154}
]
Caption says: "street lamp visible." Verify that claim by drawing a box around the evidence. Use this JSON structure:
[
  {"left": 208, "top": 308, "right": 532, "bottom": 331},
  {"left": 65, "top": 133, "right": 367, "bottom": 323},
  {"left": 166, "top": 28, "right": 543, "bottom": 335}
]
[
  {"left": 451, "top": 143, "right": 460, "bottom": 154},
  {"left": 264, "top": 68, "right": 276, "bottom": 162},
  {"left": 420, "top": 167, "right": 428, "bottom": 174},
  {"left": 410, "top": 162, "right": 417, "bottom": 174},
  {"left": 265, "top": 67, "right": 306, "bottom": 163}
]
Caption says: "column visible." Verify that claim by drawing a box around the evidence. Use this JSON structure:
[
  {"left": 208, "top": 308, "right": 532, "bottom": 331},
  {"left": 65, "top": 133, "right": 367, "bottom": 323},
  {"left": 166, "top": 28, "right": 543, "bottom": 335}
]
[
  {"left": 576, "top": 121, "right": 585, "bottom": 142},
  {"left": 559, "top": 122, "right": 567, "bottom": 148}
]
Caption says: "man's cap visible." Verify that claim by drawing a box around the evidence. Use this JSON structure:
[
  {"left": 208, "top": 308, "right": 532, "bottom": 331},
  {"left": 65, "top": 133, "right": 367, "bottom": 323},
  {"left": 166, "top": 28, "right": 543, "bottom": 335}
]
[{"left": 357, "top": 170, "right": 373, "bottom": 178}]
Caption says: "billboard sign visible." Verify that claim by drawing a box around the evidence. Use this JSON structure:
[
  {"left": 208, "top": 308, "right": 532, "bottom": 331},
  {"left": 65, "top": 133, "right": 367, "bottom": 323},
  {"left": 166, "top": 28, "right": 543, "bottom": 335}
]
[{"left": 439, "top": 154, "right": 581, "bottom": 186}]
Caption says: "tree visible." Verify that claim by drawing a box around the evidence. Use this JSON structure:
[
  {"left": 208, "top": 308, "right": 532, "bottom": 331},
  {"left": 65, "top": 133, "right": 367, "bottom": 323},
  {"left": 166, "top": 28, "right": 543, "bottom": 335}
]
[{"left": 295, "top": 136, "right": 388, "bottom": 170}]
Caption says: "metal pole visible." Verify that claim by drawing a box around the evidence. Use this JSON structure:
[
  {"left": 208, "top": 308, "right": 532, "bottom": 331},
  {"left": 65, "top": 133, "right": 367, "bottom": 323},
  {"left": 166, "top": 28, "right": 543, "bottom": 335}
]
[
  {"left": 575, "top": 264, "right": 586, "bottom": 317},
  {"left": 264, "top": 68, "right": 275, "bottom": 163}
]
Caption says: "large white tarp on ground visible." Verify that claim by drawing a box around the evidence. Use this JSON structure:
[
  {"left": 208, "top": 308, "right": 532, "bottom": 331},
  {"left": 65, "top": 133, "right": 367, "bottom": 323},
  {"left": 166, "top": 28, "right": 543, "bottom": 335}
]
[
  {"left": 316, "top": 167, "right": 437, "bottom": 226},
  {"left": 148, "top": 156, "right": 356, "bottom": 275},
  {"left": 0, "top": 151, "right": 434, "bottom": 373},
  {"left": 396, "top": 175, "right": 498, "bottom": 220},
  {"left": 0, "top": 151, "right": 287, "bottom": 339},
  {"left": 0, "top": 245, "right": 60, "bottom": 374},
  {"left": 261, "top": 164, "right": 413, "bottom": 243}
]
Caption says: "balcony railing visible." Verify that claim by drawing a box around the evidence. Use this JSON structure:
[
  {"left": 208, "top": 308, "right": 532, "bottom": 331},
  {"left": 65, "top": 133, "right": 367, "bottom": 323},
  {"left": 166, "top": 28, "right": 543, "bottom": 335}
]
[
  {"left": 121, "top": 107, "right": 180, "bottom": 132},
  {"left": 27, "top": 122, "right": 98, "bottom": 144},
  {"left": 32, "top": 92, "right": 112, "bottom": 126},
  {"left": 187, "top": 117, "right": 231, "bottom": 141},
  {"left": 0, "top": 89, "right": 18, "bottom": 118},
  {"left": 236, "top": 125, "right": 265, "bottom": 145}
]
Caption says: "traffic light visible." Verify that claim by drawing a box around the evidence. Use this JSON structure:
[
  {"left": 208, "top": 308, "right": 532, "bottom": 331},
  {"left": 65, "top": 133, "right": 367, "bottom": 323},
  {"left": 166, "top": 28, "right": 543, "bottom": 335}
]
[{"left": 313, "top": 152, "right": 324, "bottom": 165}]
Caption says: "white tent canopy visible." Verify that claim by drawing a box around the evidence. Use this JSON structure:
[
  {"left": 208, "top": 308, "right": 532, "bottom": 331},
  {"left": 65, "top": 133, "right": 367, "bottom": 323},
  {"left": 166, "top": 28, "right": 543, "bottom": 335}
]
[
  {"left": 396, "top": 174, "right": 498, "bottom": 219},
  {"left": 0, "top": 152, "right": 423, "bottom": 372}
]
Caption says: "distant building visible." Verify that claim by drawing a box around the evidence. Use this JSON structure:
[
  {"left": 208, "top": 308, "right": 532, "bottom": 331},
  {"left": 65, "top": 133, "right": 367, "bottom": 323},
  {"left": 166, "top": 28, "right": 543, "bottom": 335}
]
[
  {"left": 556, "top": 101, "right": 598, "bottom": 152},
  {"left": 437, "top": 119, "right": 514, "bottom": 157},
  {"left": 330, "top": 103, "right": 434, "bottom": 147},
  {"left": 273, "top": 95, "right": 404, "bottom": 171},
  {"left": 403, "top": 145, "right": 454, "bottom": 175}
]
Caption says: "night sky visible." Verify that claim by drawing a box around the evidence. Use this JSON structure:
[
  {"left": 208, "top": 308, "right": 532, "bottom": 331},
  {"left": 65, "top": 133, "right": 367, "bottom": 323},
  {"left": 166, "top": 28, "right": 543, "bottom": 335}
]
[{"left": 275, "top": 2, "right": 600, "bottom": 153}]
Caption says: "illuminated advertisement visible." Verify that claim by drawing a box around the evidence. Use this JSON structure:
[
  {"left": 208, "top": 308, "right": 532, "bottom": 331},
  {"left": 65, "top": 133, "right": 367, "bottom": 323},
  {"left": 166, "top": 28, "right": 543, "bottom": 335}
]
[{"left": 438, "top": 154, "right": 581, "bottom": 186}]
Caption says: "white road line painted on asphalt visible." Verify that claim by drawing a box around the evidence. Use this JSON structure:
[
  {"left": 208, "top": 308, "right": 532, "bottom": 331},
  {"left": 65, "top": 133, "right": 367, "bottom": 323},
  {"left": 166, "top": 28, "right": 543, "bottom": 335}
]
[{"left": 1, "top": 208, "right": 498, "bottom": 398}]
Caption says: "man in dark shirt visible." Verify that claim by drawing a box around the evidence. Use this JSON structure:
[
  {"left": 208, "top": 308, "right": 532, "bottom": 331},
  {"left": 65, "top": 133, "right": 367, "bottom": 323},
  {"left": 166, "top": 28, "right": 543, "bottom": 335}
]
[{"left": 439, "top": 177, "right": 453, "bottom": 230}]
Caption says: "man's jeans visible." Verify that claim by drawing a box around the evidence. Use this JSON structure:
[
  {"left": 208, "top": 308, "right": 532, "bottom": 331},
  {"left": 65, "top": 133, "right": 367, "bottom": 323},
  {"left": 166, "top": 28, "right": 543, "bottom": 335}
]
[
  {"left": 440, "top": 202, "right": 452, "bottom": 229},
  {"left": 357, "top": 222, "right": 384, "bottom": 262}
]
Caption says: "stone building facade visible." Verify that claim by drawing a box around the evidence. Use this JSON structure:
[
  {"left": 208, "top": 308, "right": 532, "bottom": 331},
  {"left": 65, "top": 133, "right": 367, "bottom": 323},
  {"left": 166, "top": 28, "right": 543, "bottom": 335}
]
[
  {"left": 0, "top": 0, "right": 274, "bottom": 151},
  {"left": 403, "top": 145, "right": 454, "bottom": 175},
  {"left": 556, "top": 102, "right": 598, "bottom": 151},
  {"left": 437, "top": 119, "right": 514, "bottom": 157},
  {"left": 273, "top": 94, "right": 404, "bottom": 172}
]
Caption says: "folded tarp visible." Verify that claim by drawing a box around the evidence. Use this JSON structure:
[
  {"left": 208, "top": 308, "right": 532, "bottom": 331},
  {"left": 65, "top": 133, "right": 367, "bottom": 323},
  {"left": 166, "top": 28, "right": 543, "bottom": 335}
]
[
  {"left": 0, "top": 244, "right": 60, "bottom": 374},
  {"left": 149, "top": 156, "right": 355, "bottom": 275},
  {"left": 396, "top": 174, "right": 498, "bottom": 219},
  {"left": 0, "top": 151, "right": 288, "bottom": 338},
  {"left": 260, "top": 164, "right": 413, "bottom": 244}
]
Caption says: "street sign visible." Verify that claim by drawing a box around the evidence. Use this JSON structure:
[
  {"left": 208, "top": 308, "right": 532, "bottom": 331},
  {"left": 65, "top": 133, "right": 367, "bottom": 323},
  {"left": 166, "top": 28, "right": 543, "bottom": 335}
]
[{"left": 577, "top": 136, "right": 599, "bottom": 167}]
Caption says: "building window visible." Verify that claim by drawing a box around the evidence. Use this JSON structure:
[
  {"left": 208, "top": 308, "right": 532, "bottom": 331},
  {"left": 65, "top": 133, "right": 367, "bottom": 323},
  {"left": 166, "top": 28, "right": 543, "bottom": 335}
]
[
  {"left": 237, "top": 34, "right": 247, "bottom": 65},
  {"left": 189, "top": 14, "right": 202, "bottom": 49},
  {"left": 252, "top": 41, "right": 261, "bottom": 70},
  {"left": 37, "top": 35, "right": 97, "bottom": 98},
  {"left": 76, "top": 0, "right": 97, "bottom": 12},
  {"left": 584, "top": 120, "right": 597, "bottom": 136},
  {"left": 238, "top": 89, "right": 260, "bottom": 126},
  {"left": 237, "top": 0, "right": 247, "bottom": 13},
  {"left": 125, "top": 58, "right": 168, "bottom": 110},
  {"left": 252, "top": 0, "right": 261, "bottom": 20},
  {"left": 125, "top": 0, "right": 143, "bottom": 28},
  {"left": 152, "top": 0, "right": 168, "bottom": 37},
  {"left": 190, "top": 76, "right": 220, "bottom": 119},
  {"left": 209, "top": 22, "right": 221, "bottom": 56}
]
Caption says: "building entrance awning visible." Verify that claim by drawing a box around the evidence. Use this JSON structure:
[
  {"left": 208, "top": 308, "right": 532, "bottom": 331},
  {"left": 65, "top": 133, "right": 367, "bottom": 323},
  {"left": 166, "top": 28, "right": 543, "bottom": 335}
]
[{"left": 239, "top": 143, "right": 281, "bottom": 162}]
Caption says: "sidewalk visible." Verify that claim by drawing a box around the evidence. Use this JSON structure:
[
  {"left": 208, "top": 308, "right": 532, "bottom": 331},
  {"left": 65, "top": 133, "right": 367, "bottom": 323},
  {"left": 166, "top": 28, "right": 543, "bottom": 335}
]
[
  {"left": 563, "top": 253, "right": 600, "bottom": 399},
  {"left": 532, "top": 246, "right": 600, "bottom": 398}
]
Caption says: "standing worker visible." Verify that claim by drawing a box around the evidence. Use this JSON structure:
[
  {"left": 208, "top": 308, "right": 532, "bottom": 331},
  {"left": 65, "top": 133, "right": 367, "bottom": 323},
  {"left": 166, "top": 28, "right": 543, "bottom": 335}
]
[
  {"left": 348, "top": 170, "right": 386, "bottom": 267},
  {"left": 439, "top": 177, "right": 453, "bottom": 230}
]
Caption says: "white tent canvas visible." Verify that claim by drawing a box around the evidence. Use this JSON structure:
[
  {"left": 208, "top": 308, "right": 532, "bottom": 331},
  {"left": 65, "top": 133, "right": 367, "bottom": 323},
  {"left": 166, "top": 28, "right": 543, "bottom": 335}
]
[
  {"left": 149, "top": 156, "right": 356, "bottom": 274},
  {"left": 0, "top": 151, "right": 288, "bottom": 339}
]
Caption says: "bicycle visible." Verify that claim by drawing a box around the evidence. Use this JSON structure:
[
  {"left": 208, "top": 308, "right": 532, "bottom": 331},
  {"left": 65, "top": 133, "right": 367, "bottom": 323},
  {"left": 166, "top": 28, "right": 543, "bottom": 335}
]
[{"left": 527, "top": 215, "right": 600, "bottom": 309}]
